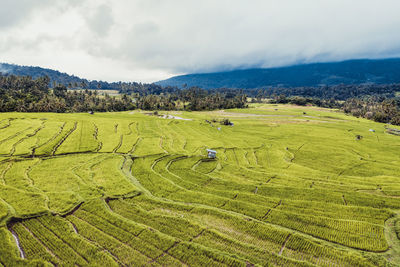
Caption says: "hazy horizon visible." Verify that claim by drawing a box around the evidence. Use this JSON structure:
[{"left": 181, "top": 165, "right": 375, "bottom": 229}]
[{"left": 1, "top": 0, "right": 400, "bottom": 83}]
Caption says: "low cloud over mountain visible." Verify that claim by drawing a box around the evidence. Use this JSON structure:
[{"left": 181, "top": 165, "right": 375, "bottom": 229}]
[{"left": 1, "top": 0, "right": 400, "bottom": 82}]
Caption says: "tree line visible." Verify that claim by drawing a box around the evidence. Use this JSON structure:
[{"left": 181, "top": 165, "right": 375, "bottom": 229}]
[
  {"left": 342, "top": 97, "right": 400, "bottom": 125},
  {"left": 244, "top": 84, "right": 400, "bottom": 100},
  {"left": 136, "top": 87, "right": 247, "bottom": 111},
  {"left": 0, "top": 75, "right": 135, "bottom": 112},
  {"left": 1, "top": 74, "right": 400, "bottom": 126},
  {"left": 0, "top": 75, "right": 246, "bottom": 112}
]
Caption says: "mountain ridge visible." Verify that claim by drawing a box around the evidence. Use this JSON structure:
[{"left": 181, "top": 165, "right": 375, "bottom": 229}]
[
  {"left": 156, "top": 58, "right": 400, "bottom": 89},
  {"left": 0, "top": 62, "right": 144, "bottom": 90},
  {"left": 0, "top": 62, "right": 87, "bottom": 86},
  {"left": 2, "top": 58, "right": 400, "bottom": 90}
]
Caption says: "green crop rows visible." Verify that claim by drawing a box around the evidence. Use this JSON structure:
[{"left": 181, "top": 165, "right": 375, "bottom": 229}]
[{"left": 1, "top": 105, "right": 400, "bottom": 266}]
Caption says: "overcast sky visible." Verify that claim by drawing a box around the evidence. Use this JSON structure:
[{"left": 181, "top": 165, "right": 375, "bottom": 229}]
[{"left": 1, "top": 0, "right": 400, "bottom": 82}]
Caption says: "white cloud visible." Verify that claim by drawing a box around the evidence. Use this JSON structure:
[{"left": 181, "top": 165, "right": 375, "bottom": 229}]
[
  {"left": 84, "top": 4, "right": 114, "bottom": 36},
  {"left": 1, "top": 0, "right": 400, "bottom": 82}
]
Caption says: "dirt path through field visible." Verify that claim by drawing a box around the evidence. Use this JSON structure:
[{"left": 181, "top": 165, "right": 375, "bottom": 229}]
[
  {"left": 9, "top": 228, "right": 25, "bottom": 259},
  {"left": 278, "top": 233, "right": 292, "bottom": 256}
]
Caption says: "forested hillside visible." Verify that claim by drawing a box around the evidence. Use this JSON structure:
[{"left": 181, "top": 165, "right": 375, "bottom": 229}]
[
  {"left": 157, "top": 58, "right": 400, "bottom": 89},
  {"left": 0, "top": 63, "right": 154, "bottom": 91}
]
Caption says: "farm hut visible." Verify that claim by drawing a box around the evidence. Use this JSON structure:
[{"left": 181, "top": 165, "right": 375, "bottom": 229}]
[
  {"left": 207, "top": 149, "right": 217, "bottom": 159},
  {"left": 369, "top": 129, "right": 375, "bottom": 132}
]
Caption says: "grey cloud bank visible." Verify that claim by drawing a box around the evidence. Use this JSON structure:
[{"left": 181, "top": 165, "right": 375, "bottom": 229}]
[{"left": 1, "top": 0, "right": 400, "bottom": 82}]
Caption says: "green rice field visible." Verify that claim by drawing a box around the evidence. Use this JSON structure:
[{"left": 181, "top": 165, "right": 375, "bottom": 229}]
[{"left": 1, "top": 104, "right": 400, "bottom": 266}]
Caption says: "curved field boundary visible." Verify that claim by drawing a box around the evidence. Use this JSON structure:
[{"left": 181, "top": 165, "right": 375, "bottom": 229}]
[
  {"left": 52, "top": 122, "right": 78, "bottom": 155},
  {"left": 32, "top": 122, "right": 66, "bottom": 157}
]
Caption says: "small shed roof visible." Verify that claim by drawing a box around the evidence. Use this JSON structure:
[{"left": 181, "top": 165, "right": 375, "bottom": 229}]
[{"left": 207, "top": 149, "right": 217, "bottom": 153}]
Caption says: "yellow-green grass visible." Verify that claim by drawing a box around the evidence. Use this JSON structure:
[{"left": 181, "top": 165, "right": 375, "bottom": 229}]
[{"left": 0, "top": 105, "right": 400, "bottom": 266}]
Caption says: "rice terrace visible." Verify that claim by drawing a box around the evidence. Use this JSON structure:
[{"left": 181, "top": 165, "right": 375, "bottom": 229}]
[{"left": 0, "top": 104, "right": 399, "bottom": 266}]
